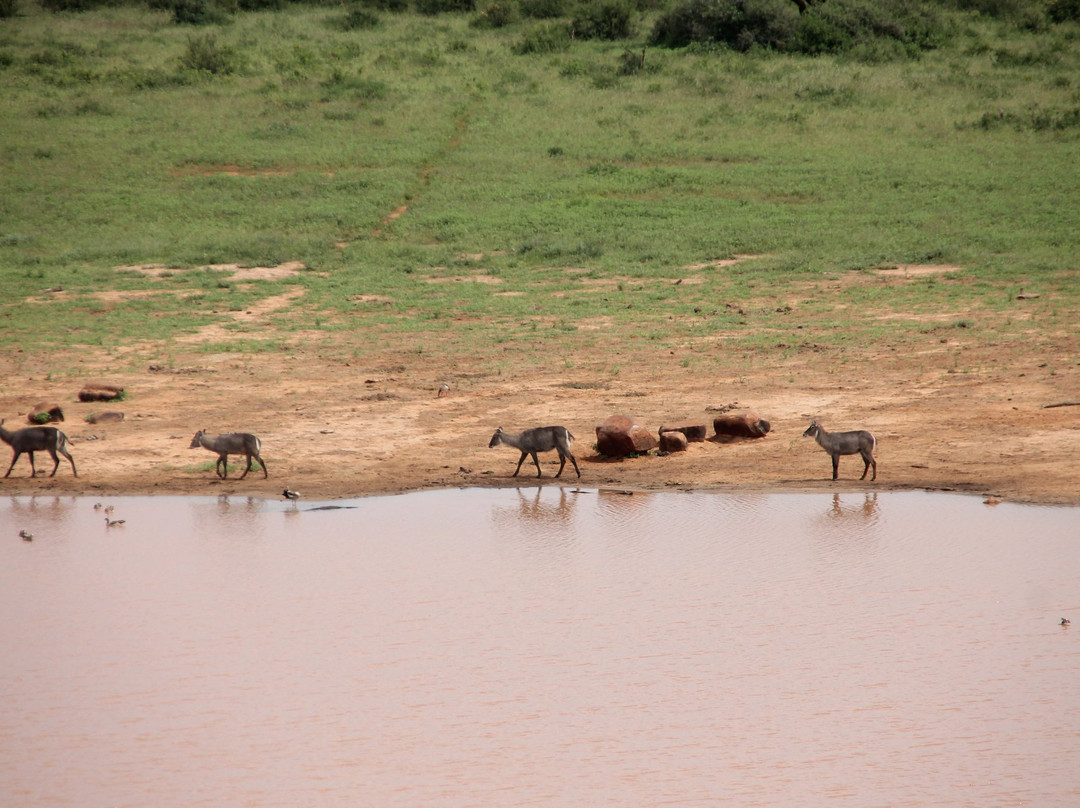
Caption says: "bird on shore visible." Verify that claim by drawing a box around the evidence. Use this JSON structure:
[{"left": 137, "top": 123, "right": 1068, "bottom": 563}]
[
  {"left": 283, "top": 489, "right": 300, "bottom": 500},
  {"left": 19, "top": 530, "right": 33, "bottom": 541},
  {"left": 104, "top": 517, "right": 126, "bottom": 528},
  {"left": 1062, "top": 617, "right": 1071, "bottom": 627},
  {"left": 437, "top": 383, "right": 451, "bottom": 398}
]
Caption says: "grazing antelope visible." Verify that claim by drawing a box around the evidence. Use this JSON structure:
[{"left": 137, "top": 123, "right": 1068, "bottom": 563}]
[
  {"left": 803, "top": 420, "right": 877, "bottom": 481},
  {"left": 0, "top": 419, "right": 77, "bottom": 478},
  {"left": 489, "top": 426, "right": 580, "bottom": 479},
  {"left": 189, "top": 430, "right": 268, "bottom": 479}
]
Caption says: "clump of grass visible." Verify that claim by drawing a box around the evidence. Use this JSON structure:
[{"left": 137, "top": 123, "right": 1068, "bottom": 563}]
[
  {"left": 179, "top": 33, "right": 242, "bottom": 75},
  {"left": 339, "top": 6, "right": 380, "bottom": 30},
  {"left": 513, "top": 22, "right": 572, "bottom": 54}
]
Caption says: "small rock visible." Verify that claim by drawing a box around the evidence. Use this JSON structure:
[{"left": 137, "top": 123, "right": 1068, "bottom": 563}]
[{"left": 86, "top": 411, "right": 125, "bottom": 424}]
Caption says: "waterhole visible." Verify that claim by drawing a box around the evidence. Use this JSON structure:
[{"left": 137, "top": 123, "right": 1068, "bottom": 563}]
[{"left": 2, "top": 489, "right": 1077, "bottom": 808}]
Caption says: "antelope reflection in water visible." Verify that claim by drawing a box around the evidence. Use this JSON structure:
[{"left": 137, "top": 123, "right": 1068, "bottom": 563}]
[
  {"left": 830, "top": 492, "right": 880, "bottom": 520},
  {"left": 493, "top": 486, "right": 579, "bottom": 528}
]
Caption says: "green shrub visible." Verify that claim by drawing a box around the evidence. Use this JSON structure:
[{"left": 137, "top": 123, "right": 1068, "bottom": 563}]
[
  {"left": 40, "top": 0, "right": 102, "bottom": 10},
  {"left": 471, "top": 0, "right": 518, "bottom": 27},
  {"left": 799, "top": 0, "right": 947, "bottom": 54},
  {"left": 1048, "top": 0, "right": 1080, "bottom": 22},
  {"left": 0, "top": 0, "right": 18, "bottom": 18},
  {"left": 651, "top": 0, "right": 945, "bottom": 55},
  {"left": 617, "top": 46, "right": 648, "bottom": 74},
  {"left": 322, "top": 69, "right": 389, "bottom": 100},
  {"left": 520, "top": 0, "right": 567, "bottom": 18},
  {"left": 169, "top": 0, "right": 234, "bottom": 25},
  {"left": 513, "top": 21, "right": 572, "bottom": 52},
  {"left": 357, "top": 0, "right": 408, "bottom": 10},
  {"left": 179, "top": 33, "right": 241, "bottom": 74},
  {"left": 945, "top": 0, "right": 1035, "bottom": 18},
  {"left": 415, "top": 0, "right": 476, "bottom": 14},
  {"left": 39, "top": 0, "right": 83, "bottom": 9},
  {"left": 572, "top": 0, "right": 635, "bottom": 40},
  {"left": 340, "top": 5, "right": 380, "bottom": 28},
  {"left": 649, "top": 0, "right": 798, "bottom": 51},
  {"left": 792, "top": 8, "right": 853, "bottom": 53}
]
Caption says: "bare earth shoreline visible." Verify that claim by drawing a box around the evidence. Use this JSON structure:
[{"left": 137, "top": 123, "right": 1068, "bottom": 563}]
[{"left": 2, "top": 335, "right": 1078, "bottom": 507}]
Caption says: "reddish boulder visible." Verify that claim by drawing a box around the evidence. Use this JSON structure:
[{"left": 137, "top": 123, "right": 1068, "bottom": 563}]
[
  {"left": 596, "top": 415, "right": 658, "bottom": 457},
  {"left": 27, "top": 403, "right": 65, "bottom": 424},
  {"left": 79, "top": 383, "right": 125, "bottom": 402},
  {"left": 659, "top": 423, "right": 707, "bottom": 443},
  {"left": 713, "top": 412, "right": 771, "bottom": 438},
  {"left": 659, "top": 430, "right": 688, "bottom": 453}
]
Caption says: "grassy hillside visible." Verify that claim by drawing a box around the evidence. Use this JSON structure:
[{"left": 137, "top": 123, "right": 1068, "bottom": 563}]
[{"left": 1, "top": 2, "right": 1078, "bottom": 366}]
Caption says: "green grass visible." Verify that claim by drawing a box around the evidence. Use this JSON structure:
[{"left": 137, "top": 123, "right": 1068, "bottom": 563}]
[
  {"left": 178, "top": 459, "right": 269, "bottom": 476},
  {"left": 1, "top": 4, "right": 1078, "bottom": 362}
]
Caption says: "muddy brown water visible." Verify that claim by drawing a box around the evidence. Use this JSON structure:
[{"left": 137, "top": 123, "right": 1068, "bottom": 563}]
[{"left": 2, "top": 489, "right": 1077, "bottom": 808}]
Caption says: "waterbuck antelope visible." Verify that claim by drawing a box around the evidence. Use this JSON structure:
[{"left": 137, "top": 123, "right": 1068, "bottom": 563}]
[
  {"left": 803, "top": 420, "right": 877, "bottom": 481},
  {"left": 189, "top": 430, "right": 268, "bottom": 479},
  {"left": 0, "top": 418, "right": 77, "bottom": 478},
  {"left": 489, "top": 426, "right": 580, "bottom": 479}
]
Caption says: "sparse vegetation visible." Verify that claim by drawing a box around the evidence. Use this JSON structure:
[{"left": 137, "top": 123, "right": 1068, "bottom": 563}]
[{"left": 0, "top": 0, "right": 1077, "bottom": 368}]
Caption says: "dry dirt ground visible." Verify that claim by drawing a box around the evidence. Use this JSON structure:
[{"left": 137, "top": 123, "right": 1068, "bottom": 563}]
[
  {"left": 2, "top": 303, "right": 1078, "bottom": 507},
  {"left": 4, "top": 262, "right": 1079, "bottom": 506}
]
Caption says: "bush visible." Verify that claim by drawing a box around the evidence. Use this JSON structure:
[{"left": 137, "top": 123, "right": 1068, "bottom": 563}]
[
  {"left": 520, "top": 0, "right": 568, "bottom": 18},
  {"left": 651, "top": 0, "right": 946, "bottom": 55},
  {"left": 340, "top": 5, "right": 380, "bottom": 28},
  {"left": 359, "top": 0, "right": 408, "bottom": 9},
  {"left": 572, "top": 0, "right": 635, "bottom": 39},
  {"left": 945, "top": 0, "right": 1036, "bottom": 18},
  {"left": 650, "top": 0, "right": 798, "bottom": 51},
  {"left": 513, "top": 21, "right": 572, "bottom": 53},
  {"left": 471, "top": 0, "right": 519, "bottom": 27},
  {"left": 168, "top": 0, "right": 234, "bottom": 24},
  {"left": 617, "top": 46, "right": 648, "bottom": 74},
  {"left": 800, "top": 0, "right": 947, "bottom": 54},
  {"left": 415, "top": 0, "right": 475, "bottom": 13},
  {"left": 179, "top": 33, "right": 240, "bottom": 73},
  {"left": 1048, "top": 0, "right": 1080, "bottom": 22},
  {"left": 40, "top": 0, "right": 102, "bottom": 10},
  {"left": 0, "top": 0, "right": 18, "bottom": 18}
]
